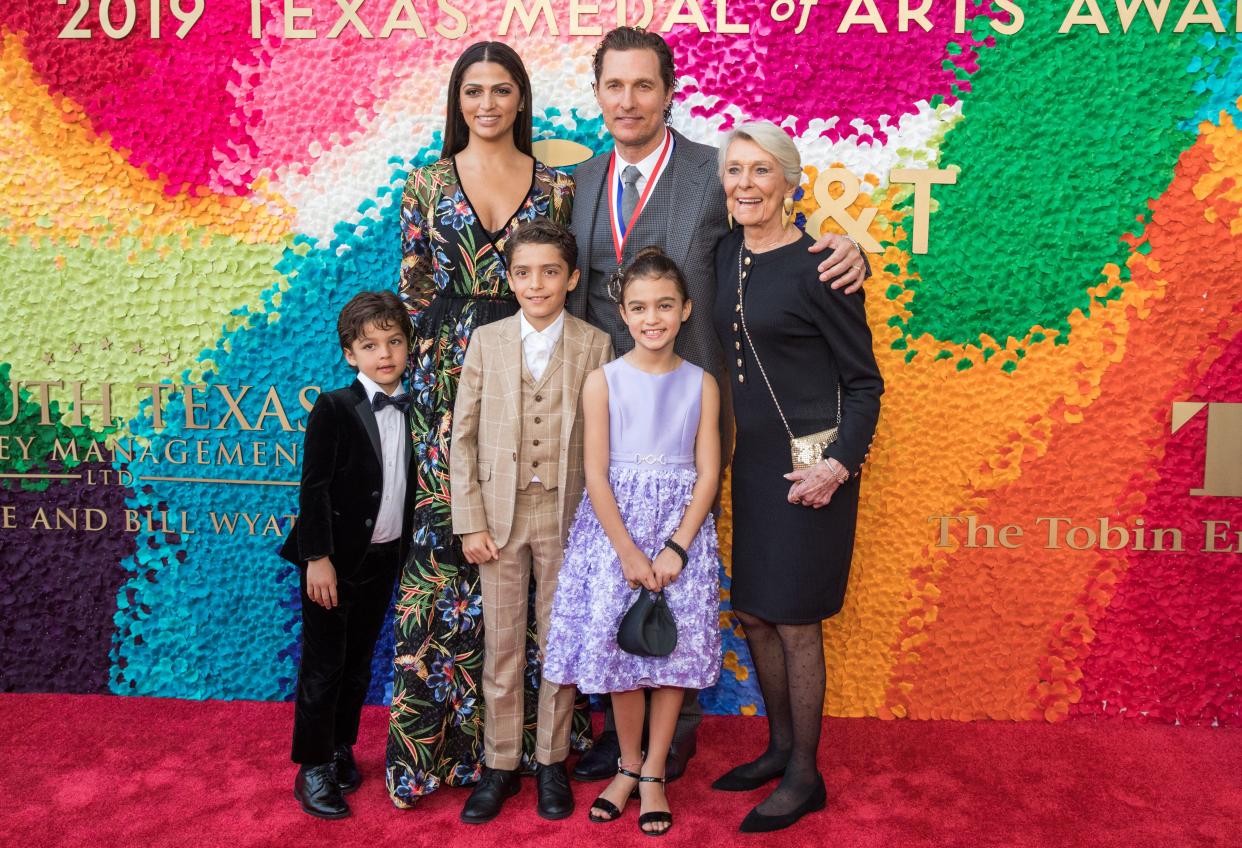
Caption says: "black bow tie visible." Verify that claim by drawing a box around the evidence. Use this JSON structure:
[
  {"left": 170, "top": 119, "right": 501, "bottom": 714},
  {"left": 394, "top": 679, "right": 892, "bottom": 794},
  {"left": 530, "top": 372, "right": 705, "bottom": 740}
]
[{"left": 372, "top": 391, "right": 412, "bottom": 413}]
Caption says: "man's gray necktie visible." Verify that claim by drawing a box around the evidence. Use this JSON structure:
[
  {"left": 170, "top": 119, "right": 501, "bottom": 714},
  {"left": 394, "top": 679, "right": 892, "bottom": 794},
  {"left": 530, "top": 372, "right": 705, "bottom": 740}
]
[{"left": 620, "top": 164, "right": 642, "bottom": 231}]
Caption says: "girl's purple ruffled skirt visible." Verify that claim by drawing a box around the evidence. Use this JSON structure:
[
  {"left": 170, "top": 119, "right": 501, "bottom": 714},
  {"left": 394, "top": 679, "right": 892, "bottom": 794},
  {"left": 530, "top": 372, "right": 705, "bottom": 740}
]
[{"left": 544, "top": 465, "right": 721, "bottom": 694}]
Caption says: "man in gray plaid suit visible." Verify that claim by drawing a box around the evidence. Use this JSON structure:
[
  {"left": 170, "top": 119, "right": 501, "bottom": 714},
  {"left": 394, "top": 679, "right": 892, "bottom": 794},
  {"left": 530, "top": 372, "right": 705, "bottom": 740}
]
[{"left": 566, "top": 26, "right": 870, "bottom": 784}]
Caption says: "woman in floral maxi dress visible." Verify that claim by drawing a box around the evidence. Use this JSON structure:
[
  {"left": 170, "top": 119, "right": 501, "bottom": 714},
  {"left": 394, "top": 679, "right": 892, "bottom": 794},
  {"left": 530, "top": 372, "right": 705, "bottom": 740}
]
[{"left": 385, "top": 41, "right": 591, "bottom": 807}]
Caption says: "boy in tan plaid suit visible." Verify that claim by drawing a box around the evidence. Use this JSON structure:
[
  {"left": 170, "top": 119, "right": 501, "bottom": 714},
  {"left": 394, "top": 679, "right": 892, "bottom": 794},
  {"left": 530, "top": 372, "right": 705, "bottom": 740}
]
[{"left": 450, "top": 219, "right": 613, "bottom": 824}]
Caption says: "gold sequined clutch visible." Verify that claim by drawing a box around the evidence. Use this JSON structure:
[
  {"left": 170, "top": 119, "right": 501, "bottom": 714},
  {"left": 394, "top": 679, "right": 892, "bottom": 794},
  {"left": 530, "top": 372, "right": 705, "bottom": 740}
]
[{"left": 791, "top": 427, "right": 839, "bottom": 471}]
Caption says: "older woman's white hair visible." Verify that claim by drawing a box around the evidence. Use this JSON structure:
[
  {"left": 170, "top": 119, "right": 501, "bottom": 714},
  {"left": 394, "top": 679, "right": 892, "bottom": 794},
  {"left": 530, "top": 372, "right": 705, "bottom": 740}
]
[{"left": 717, "top": 121, "right": 802, "bottom": 187}]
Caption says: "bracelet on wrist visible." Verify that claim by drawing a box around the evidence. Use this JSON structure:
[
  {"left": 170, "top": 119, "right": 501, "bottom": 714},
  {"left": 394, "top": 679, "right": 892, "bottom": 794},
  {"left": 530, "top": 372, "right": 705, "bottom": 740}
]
[{"left": 663, "top": 539, "right": 688, "bottom": 568}]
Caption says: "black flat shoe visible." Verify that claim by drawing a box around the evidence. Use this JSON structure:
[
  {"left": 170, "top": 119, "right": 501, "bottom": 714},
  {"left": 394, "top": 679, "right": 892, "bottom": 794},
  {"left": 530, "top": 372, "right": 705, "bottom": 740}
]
[
  {"left": 637, "top": 772, "right": 673, "bottom": 837},
  {"left": 710, "top": 761, "right": 787, "bottom": 792},
  {"left": 460, "top": 767, "right": 520, "bottom": 825},
  {"left": 738, "top": 775, "right": 826, "bottom": 833},
  {"left": 293, "top": 763, "right": 350, "bottom": 820},
  {"left": 333, "top": 744, "right": 360, "bottom": 794},
  {"left": 536, "top": 762, "right": 575, "bottom": 820},
  {"left": 575, "top": 731, "right": 621, "bottom": 782}
]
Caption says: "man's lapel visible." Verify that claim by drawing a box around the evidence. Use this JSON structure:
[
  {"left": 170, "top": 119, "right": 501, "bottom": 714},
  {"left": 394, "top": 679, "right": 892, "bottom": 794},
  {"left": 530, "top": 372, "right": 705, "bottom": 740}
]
[
  {"left": 661, "top": 129, "right": 705, "bottom": 268},
  {"left": 349, "top": 380, "right": 383, "bottom": 464}
]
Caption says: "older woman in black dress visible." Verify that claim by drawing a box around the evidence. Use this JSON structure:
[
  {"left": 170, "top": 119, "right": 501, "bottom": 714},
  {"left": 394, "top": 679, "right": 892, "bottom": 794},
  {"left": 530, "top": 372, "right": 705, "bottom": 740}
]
[{"left": 710, "top": 121, "right": 883, "bottom": 833}]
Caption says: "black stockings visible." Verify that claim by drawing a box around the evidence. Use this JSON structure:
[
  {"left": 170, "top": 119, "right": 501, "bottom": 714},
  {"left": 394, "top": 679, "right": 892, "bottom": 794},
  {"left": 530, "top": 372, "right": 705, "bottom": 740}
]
[{"left": 734, "top": 610, "right": 826, "bottom": 815}]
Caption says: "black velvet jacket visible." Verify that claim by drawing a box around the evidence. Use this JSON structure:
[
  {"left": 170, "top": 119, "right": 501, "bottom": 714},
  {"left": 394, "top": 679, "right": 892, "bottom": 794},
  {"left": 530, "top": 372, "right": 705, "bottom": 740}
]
[{"left": 279, "top": 380, "right": 414, "bottom": 572}]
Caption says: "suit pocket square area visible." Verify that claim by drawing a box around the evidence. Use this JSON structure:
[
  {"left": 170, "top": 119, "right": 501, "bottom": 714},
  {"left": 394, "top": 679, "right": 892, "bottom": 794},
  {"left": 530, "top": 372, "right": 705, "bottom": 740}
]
[{"left": 477, "top": 462, "right": 492, "bottom": 481}]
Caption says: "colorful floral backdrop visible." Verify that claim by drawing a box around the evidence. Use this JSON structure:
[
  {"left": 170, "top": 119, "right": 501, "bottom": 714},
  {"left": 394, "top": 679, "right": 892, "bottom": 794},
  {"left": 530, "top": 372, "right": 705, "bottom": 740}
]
[{"left": 1, "top": 1, "right": 1239, "bottom": 724}]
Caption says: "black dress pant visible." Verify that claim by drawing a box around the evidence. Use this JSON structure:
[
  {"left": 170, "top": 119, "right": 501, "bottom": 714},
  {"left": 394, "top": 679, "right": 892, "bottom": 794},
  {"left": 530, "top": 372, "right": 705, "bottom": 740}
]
[{"left": 291, "top": 541, "right": 400, "bottom": 765}]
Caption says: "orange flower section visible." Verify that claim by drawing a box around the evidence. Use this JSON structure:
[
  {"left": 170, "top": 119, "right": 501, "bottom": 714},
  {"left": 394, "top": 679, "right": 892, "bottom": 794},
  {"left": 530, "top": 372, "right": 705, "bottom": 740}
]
[{"left": 0, "top": 34, "right": 291, "bottom": 249}]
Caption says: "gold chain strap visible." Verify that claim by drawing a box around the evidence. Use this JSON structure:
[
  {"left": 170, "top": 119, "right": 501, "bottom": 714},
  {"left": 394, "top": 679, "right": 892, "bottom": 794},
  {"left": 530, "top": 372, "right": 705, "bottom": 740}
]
[{"left": 736, "top": 245, "right": 841, "bottom": 441}]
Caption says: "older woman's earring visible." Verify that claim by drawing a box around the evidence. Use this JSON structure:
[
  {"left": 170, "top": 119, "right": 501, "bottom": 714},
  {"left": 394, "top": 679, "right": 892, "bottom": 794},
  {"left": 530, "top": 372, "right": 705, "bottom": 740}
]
[
  {"left": 782, "top": 196, "right": 795, "bottom": 229},
  {"left": 727, "top": 212, "right": 734, "bottom": 230}
]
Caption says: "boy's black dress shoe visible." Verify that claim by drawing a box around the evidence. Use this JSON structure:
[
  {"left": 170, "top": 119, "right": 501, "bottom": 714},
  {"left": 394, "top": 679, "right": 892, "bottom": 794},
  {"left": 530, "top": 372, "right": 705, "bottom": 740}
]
[
  {"left": 574, "top": 731, "right": 621, "bottom": 781},
  {"left": 535, "top": 762, "right": 575, "bottom": 820},
  {"left": 738, "top": 774, "right": 827, "bottom": 833},
  {"left": 460, "top": 767, "right": 520, "bottom": 824},
  {"left": 333, "top": 744, "right": 360, "bottom": 793},
  {"left": 293, "top": 763, "right": 350, "bottom": 819}
]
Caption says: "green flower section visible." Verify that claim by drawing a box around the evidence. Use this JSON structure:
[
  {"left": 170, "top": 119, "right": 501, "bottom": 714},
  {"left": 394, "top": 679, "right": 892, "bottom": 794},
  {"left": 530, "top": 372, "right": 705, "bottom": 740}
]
[
  {"left": 0, "top": 362, "right": 102, "bottom": 489},
  {"left": 891, "top": 11, "right": 1211, "bottom": 347},
  {"left": 0, "top": 232, "right": 287, "bottom": 430}
]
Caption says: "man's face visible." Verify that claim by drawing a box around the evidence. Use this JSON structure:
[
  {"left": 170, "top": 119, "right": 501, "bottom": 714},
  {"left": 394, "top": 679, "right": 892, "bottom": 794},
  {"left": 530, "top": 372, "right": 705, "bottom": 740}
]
[{"left": 594, "top": 48, "right": 672, "bottom": 153}]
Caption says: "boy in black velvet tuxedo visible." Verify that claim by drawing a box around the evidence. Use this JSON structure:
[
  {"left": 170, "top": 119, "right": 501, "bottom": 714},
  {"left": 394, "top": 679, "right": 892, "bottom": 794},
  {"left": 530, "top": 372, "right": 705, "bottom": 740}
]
[{"left": 279, "top": 291, "right": 415, "bottom": 819}]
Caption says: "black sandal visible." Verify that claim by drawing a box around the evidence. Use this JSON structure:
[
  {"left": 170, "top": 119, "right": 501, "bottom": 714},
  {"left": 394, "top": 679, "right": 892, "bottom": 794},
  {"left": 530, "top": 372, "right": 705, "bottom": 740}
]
[
  {"left": 589, "top": 760, "right": 642, "bottom": 823},
  {"left": 637, "top": 773, "right": 673, "bottom": 837}
]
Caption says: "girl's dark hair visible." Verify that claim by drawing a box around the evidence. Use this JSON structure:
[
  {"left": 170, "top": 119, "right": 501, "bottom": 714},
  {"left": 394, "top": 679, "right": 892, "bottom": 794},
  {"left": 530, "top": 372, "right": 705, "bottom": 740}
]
[
  {"left": 612, "top": 246, "right": 690, "bottom": 304},
  {"left": 337, "top": 290, "right": 411, "bottom": 349},
  {"left": 441, "top": 42, "right": 533, "bottom": 159}
]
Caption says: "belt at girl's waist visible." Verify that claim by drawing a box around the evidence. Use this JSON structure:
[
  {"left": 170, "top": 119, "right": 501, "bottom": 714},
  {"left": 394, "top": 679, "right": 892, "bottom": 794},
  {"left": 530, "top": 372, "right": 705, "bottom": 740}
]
[{"left": 609, "top": 452, "right": 695, "bottom": 468}]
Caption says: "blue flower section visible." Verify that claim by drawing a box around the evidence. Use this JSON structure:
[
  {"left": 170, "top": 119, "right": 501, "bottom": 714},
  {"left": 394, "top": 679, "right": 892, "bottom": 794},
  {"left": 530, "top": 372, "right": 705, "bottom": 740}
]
[
  {"left": 110, "top": 141, "right": 443, "bottom": 702},
  {"left": 700, "top": 559, "right": 763, "bottom": 715},
  {"left": 1184, "top": 15, "right": 1242, "bottom": 129}
]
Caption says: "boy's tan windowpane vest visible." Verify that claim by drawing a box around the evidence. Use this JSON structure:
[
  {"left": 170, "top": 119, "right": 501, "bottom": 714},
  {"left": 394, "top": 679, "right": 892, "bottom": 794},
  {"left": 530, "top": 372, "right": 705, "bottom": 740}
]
[{"left": 517, "top": 351, "right": 562, "bottom": 491}]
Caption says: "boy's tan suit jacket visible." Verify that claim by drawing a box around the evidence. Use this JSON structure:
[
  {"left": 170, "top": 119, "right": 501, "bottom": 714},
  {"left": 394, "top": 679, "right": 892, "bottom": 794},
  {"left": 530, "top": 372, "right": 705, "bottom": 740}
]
[{"left": 450, "top": 312, "right": 613, "bottom": 548}]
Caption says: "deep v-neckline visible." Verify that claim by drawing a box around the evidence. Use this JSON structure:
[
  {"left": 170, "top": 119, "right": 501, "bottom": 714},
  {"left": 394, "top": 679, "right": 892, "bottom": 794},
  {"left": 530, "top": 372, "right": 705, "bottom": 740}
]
[{"left": 452, "top": 157, "right": 537, "bottom": 238}]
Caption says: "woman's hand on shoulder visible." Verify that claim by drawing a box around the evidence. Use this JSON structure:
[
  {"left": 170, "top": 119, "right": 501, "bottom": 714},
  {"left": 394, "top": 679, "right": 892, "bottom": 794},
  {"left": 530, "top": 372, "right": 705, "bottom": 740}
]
[{"left": 809, "top": 232, "right": 867, "bottom": 292}]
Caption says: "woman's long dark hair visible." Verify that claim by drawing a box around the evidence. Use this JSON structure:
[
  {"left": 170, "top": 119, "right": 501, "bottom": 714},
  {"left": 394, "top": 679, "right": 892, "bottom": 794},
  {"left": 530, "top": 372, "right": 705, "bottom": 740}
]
[{"left": 440, "top": 41, "right": 533, "bottom": 159}]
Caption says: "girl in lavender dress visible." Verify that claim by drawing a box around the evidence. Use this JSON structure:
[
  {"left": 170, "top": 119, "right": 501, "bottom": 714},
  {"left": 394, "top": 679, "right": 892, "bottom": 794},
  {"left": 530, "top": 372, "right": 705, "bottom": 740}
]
[{"left": 543, "top": 247, "right": 721, "bottom": 837}]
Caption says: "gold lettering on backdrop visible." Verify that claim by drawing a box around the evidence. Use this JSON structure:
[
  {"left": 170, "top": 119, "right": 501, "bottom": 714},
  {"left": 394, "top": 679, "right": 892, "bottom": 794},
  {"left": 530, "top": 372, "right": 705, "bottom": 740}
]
[
  {"left": 123, "top": 509, "right": 195, "bottom": 535},
  {"left": 569, "top": 0, "right": 603, "bottom": 34},
  {"left": 1202, "top": 520, "right": 1242, "bottom": 554},
  {"left": 1, "top": 505, "right": 15, "bottom": 529},
  {"left": 717, "top": 0, "right": 749, "bottom": 33},
  {"left": 138, "top": 382, "right": 176, "bottom": 429},
  {"left": 1171, "top": 402, "right": 1242, "bottom": 497},
  {"left": 22, "top": 381, "right": 63, "bottom": 426},
  {"left": 183, "top": 384, "right": 209, "bottom": 430},
  {"left": 618, "top": 0, "right": 655, "bottom": 28},
  {"left": 839, "top": 0, "right": 888, "bottom": 33},
  {"left": 991, "top": 0, "right": 1024, "bottom": 35},
  {"left": 436, "top": 0, "right": 468, "bottom": 37},
  {"left": 1174, "top": 0, "right": 1225, "bottom": 32},
  {"left": 327, "top": 0, "right": 373, "bottom": 38},
  {"left": 283, "top": 0, "right": 317, "bottom": 38},
  {"left": 68, "top": 381, "right": 113, "bottom": 428},
  {"left": 1116, "top": 0, "right": 1174, "bottom": 32},
  {"left": 380, "top": 0, "right": 428, "bottom": 36},
  {"left": 1061, "top": 0, "right": 1232, "bottom": 31},
  {"left": 805, "top": 169, "right": 883, "bottom": 253},
  {"left": 900, "top": 0, "right": 934, "bottom": 32},
  {"left": 215, "top": 385, "right": 254, "bottom": 431},
  {"left": 499, "top": 0, "right": 559, "bottom": 34},
  {"left": 660, "top": 0, "right": 710, "bottom": 32},
  {"left": 890, "top": 168, "right": 958, "bottom": 254}
]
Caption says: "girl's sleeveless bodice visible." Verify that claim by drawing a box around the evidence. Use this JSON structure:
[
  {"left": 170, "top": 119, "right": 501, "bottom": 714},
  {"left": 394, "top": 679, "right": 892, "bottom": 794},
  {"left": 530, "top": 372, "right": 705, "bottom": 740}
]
[{"left": 603, "top": 358, "right": 703, "bottom": 469}]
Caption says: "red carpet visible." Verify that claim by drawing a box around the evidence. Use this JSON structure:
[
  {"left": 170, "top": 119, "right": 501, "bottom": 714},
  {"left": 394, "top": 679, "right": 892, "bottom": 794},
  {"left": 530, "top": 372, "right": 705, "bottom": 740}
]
[{"left": 2, "top": 694, "right": 1237, "bottom": 848}]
